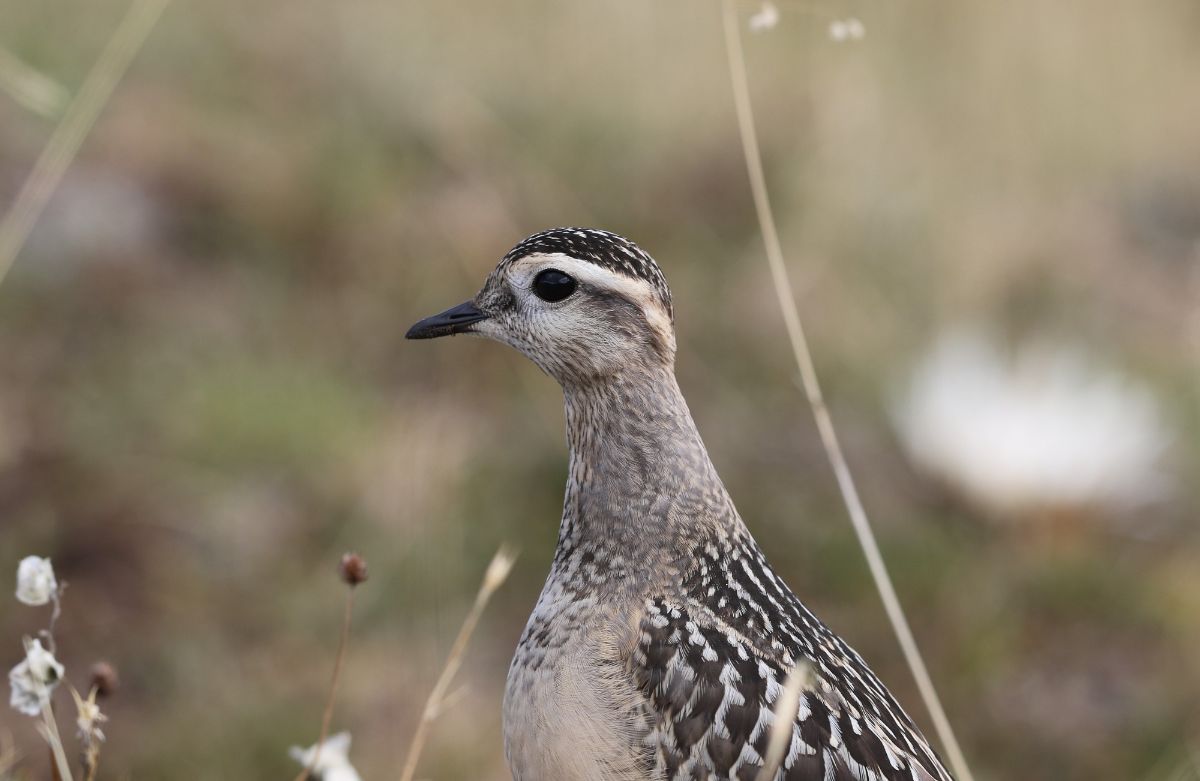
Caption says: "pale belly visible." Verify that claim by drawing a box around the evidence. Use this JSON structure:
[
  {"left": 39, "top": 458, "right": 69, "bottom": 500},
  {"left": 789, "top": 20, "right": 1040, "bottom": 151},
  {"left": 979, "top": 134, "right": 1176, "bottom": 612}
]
[{"left": 502, "top": 589, "right": 653, "bottom": 781}]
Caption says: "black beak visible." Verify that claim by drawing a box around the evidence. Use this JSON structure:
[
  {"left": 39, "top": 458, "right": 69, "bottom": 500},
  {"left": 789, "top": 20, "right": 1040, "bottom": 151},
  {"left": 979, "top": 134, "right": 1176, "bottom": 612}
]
[{"left": 405, "top": 300, "right": 489, "bottom": 340}]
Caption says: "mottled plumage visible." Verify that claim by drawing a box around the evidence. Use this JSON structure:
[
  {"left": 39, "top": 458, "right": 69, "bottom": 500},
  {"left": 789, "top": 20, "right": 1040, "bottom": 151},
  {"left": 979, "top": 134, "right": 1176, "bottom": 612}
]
[{"left": 407, "top": 228, "right": 953, "bottom": 781}]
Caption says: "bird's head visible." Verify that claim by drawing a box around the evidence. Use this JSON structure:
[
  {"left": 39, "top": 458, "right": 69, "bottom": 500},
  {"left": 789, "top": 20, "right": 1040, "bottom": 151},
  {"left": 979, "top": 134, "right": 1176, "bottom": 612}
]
[{"left": 406, "top": 228, "right": 676, "bottom": 386}]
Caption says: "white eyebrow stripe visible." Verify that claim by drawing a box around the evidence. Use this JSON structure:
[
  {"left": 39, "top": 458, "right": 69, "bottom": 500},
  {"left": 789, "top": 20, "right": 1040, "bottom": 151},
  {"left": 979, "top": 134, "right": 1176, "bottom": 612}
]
[
  {"left": 515, "top": 250, "right": 669, "bottom": 313},
  {"left": 507, "top": 253, "right": 676, "bottom": 353}
]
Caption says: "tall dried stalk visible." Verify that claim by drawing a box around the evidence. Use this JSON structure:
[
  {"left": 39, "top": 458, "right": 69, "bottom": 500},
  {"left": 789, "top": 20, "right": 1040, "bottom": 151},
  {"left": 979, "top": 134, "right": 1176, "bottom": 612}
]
[
  {"left": 293, "top": 589, "right": 355, "bottom": 781},
  {"left": 37, "top": 697, "right": 72, "bottom": 781},
  {"left": 0, "top": 731, "right": 19, "bottom": 778},
  {"left": 754, "top": 664, "right": 810, "bottom": 781},
  {"left": 0, "top": 0, "right": 170, "bottom": 289},
  {"left": 398, "top": 547, "right": 516, "bottom": 781},
  {"left": 294, "top": 556, "right": 365, "bottom": 781},
  {"left": 0, "top": 47, "right": 69, "bottom": 118},
  {"left": 719, "top": 3, "right": 974, "bottom": 780}
]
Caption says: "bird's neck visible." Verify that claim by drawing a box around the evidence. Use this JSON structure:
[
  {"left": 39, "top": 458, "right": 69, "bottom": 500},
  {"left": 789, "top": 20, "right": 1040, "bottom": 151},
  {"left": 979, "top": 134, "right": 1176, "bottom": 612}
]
[{"left": 557, "top": 365, "right": 738, "bottom": 574}]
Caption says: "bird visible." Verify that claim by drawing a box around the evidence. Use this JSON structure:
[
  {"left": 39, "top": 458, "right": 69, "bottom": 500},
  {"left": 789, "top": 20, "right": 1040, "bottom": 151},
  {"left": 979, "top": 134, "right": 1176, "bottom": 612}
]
[{"left": 406, "top": 228, "right": 954, "bottom": 781}]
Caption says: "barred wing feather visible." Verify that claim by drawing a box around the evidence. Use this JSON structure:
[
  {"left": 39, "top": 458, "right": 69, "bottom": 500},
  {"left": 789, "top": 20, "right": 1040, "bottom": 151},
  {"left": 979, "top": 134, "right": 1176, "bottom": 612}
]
[{"left": 632, "top": 536, "right": 953, "bottom": 781}]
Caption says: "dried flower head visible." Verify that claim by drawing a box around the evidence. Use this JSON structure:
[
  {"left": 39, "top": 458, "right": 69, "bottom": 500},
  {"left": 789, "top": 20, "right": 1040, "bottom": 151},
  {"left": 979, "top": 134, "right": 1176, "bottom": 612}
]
[
  {"left": 15, "top": 556, "right": 57, "bottom": 606},
  {"left": 748, "top": 1, "right": 779, "bottom": 32},
  {"left": 89, "top": 661, "right": 119, "bottom": 698},
  {"left": 482, "top": 546, "right": 517, "bottom": 594},
  {"left": 338, "top": 553, "right": 368, "bottom": 586},
  {"left": 828, "top": 17, "right": 866, "bottom": 42},
  {"left": 289, "top": 732, "right": 363, "bottom": 781},
  {"left": 8, "top": 637, "right": 64, "bottom": 716},
  {"left": 71, "top": 685, "right": 108, "bottom": 744}
]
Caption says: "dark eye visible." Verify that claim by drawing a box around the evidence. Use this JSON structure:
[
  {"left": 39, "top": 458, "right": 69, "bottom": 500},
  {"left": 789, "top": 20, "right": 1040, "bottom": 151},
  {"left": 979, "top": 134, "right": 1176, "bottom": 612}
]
[{"left": 532, "top": 269, "right": 577, "bottom": 302}]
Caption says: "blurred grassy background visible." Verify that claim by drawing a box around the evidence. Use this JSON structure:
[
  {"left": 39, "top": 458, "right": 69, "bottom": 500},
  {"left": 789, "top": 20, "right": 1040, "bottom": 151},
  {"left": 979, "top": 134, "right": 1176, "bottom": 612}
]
[{"left": 1, "top": 1, "right": 1198, "bottom": 779}]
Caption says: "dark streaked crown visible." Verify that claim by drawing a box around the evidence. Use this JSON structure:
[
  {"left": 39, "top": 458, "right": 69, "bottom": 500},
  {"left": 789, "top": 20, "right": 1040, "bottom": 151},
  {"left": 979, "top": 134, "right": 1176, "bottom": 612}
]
[{"left": 499, "top": 228, "right": 673, "bottom": 319}]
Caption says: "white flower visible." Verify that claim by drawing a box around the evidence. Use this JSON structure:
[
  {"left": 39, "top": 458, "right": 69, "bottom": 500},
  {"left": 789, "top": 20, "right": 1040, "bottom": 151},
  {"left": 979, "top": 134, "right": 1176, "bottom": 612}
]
[
  {"left": 748, "top": 2, "right": 779, "bottom": 32},
  {"left": 893, "top": 329, "right": 1171, "bottom": 519},
  {"left": 828, "top": 17, "right": 866, "bottom": 42},
  {"left": 15, "top": 556, "right": 57, "bottom": 606},
  {"left": 71, "top": 685, "right": 108, "bottom": 744},
  {"left": 288, "top": 732, "right": 363, "bottom": 781},
  {"left": 9, "top": 638, "right": 64, "bottom": 716}
]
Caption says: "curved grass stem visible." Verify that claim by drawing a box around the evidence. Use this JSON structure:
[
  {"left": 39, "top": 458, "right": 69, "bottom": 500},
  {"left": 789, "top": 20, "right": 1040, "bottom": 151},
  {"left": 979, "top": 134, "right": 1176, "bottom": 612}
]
[
  {"left": 398, "top": 546, "right": 516, "bottom": 781},
  {"left": 0, "top": 0, "right": 169, "bottom": 289},
  {"left": 294, "top": 588, "right": 356, "bottom": 781},
  {"left": 38, "top": 697, "right": 73, "bottom": 781},
  {"left": 719, "top": 3, "right": 974, "bottom": 779}
]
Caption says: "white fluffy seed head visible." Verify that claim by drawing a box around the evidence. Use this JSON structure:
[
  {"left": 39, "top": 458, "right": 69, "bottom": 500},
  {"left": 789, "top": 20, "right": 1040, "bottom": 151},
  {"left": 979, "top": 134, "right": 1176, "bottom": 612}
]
[
  {"left": 828, "top": 17, "right": 865, "bottom": 42},
  {"left": 288, "top": 732, "right": 362, "bottom": 781},
  {"left": 749, "top": 2, "right": 780, "bottom": 32},
  {"left": 15, "top": 556, "right": 57, "bottom": 607},
  {"left": 9, "top": 637, "right": 64, "bottom": 716}
]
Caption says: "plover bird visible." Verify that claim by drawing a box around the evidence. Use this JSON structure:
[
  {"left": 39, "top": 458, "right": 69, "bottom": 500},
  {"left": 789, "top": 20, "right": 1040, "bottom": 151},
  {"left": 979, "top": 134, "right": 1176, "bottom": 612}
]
[{"left": 407, "top": 228, "right": 953, "bottom": 781}]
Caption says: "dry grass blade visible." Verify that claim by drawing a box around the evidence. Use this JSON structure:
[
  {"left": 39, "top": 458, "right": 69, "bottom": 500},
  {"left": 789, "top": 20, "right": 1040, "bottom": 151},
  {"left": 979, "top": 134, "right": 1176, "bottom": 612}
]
[
  {"left": 36, "top": 698, "right": 73, "bottom": 781},
  {"left": 293, "top": 587, "right": 357, "bottom": 781},
  {"left": 0, "top": 0, "right": 170, "bottom": 290},
  {"left": 398, "top": 546, "right": 517, "bottom": 781},
  {"left": 718, "top": 2, "right": 975, "bottom": 780},
  {"left": 0, "top": 730, "right": 20, "bottom": 777},
  {"left": 0, "top": 47, "right": 69, "bottom": 118},
  {"left": 755, "top": 663, "right": 810, "bottom": 781}
]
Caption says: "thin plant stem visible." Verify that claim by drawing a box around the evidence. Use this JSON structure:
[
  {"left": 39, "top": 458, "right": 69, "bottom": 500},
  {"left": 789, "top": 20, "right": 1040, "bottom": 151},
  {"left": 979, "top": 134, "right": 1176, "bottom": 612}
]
[
  {"left": 719, "top": 3, "right": 975, "bottom": 780},
  {"left": 0, "top": 730, "right": 19, "bottom": 776},
  {"left": 70, "top": 684, "right": 105, "bottom": 781},
  {"left": 399, "top": 547, "right": 515, "bottom": 781},
  {"left": 38, "top": 696, "right": 73, "bottom": 781},
  {"left": 294, "top": 588, "right": 356, "bottom": 781},
  {"left": 83, "top": 749, "right": 99, "bottom": 781},
  {"left": 755, "top": 664, "right": 810, "bottom": 781},
  {"left": 0, "top": 46, "right": 69, "bottom": 118},
  {"left": 41, "top": 589, "right": 64, "bottom": 655},
  {"left": 0, "top": 0, "right": 170, "bottom": 290}
]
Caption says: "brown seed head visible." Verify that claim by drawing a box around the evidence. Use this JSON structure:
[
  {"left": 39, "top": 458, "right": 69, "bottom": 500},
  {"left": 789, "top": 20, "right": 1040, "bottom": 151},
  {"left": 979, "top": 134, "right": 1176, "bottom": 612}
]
[
  {"left": 89, "top": 661, "right": 119, "bottom": 698},
  {"left": 339, "top": 553, "right": 368, "bottom": 586}
]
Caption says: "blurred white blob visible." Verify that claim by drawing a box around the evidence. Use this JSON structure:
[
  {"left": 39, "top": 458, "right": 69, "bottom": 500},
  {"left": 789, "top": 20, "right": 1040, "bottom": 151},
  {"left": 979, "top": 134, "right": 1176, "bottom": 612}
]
[
  {"left": 894, "top": 329, "right": 1171, "bottom": 519},
  {"left": 23, "top": 168, "right": 160, "bottom": 279},
  {"left": 828, "top": 18, "right": 866, "bottom": 42},
  {"left": 15, "top": 556, "right": 57, "bottom": 607},
  {"left": 9, "top": 638, "right": 64, "bottom": 716},
  {"left": 748, "top": 2, "right": 780, "bottom": 32},
  {"left": 289, "top": 732, "right": 363, "bottom": 781}
]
